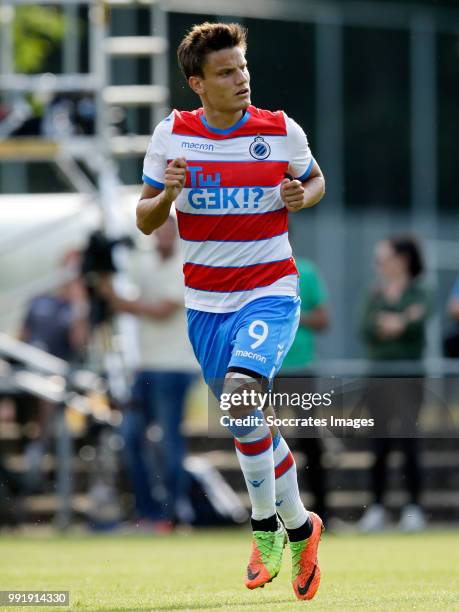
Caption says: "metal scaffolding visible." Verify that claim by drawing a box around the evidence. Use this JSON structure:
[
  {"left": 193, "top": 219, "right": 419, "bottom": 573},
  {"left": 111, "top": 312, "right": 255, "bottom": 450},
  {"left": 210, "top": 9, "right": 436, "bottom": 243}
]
[{"left": 0, "top": 0, "right": 170, "bottom": 203}]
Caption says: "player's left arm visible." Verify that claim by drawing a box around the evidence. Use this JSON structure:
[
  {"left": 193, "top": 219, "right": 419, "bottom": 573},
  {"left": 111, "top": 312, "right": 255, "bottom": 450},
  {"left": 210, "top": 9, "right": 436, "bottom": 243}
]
[{"left": 281, "top": 161, "right": 325, "bottom": 212}]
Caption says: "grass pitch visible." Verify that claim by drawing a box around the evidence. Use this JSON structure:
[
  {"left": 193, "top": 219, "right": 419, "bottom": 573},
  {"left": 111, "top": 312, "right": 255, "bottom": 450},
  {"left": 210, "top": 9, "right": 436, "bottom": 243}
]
[{"left": 1, "top": 529, "right": 458, "bottom": 611}]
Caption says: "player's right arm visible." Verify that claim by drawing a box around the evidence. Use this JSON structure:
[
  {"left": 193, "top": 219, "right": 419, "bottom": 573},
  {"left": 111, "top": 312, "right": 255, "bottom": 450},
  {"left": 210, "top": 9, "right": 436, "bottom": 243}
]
[{"left": 136, "top": 157, "right": 187, "bottom": 234}]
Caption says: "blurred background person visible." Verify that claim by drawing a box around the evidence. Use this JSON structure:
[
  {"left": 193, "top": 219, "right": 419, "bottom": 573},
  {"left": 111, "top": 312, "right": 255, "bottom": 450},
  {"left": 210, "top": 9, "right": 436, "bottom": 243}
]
[
  {"left": 443, "top": 277, "right": 459, "bottom": 358},
  {"left": 17, "top": 250, "right": 89, "bottom": 491},
  {"left": 100, "top": 216, "right": 198, "bottom": 531},
  {"left": 358, "top": 235, "right": 431, "bottom": 532},
  {"left": 282, "top": 256, "right": 329, "bottom": 374},
  {"left": 20, "top": 250, "right": 89, "bottom": 361},
  {"left": 281, "top": 255, "right": 330, "bottom": 523}
]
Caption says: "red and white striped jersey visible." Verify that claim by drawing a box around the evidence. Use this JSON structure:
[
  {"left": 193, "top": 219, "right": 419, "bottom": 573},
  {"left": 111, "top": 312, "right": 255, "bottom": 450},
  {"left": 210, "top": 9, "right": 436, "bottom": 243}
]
[{"left": 142, "top": 105, "right": 315, "bottom": 313}]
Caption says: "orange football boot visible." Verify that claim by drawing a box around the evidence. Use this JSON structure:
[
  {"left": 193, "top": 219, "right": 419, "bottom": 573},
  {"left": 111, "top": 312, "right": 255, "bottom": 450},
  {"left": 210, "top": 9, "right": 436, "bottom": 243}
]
[{"left": 289, "top": 512, "right": 324, "bottom": 600}]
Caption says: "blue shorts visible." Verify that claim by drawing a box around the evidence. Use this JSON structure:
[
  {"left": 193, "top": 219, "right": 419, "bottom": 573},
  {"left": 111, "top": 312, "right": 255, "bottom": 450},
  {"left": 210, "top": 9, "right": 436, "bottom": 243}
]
[{"left": 187, "top": 296, "right": 300, "bottom": 397}]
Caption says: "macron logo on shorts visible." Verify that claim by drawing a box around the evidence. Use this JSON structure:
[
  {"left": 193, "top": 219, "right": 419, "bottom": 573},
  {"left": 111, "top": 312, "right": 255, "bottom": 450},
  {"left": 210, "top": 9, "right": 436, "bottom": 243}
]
[{"left": 234, "top": 349, "right": 267, "bottom": 364}]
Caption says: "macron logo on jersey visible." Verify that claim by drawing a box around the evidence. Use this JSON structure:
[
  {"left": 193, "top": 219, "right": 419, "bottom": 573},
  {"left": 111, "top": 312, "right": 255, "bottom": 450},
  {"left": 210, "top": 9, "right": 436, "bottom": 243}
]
[{"left": 181, "top": 141, "right": 215, "bottom": 151}]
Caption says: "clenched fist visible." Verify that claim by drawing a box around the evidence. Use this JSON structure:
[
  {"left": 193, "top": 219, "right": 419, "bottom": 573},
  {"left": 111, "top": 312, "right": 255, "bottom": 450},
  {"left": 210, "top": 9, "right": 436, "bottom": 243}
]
[
  {"left": 164, "top": 157, "right": 187, "bottom": 202},
  {"left": 280, "top": 178, "right": 305, "bottom": 212}
]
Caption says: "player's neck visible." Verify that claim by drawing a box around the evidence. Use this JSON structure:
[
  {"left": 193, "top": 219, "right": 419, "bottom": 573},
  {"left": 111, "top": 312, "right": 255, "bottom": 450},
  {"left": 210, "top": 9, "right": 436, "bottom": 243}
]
[{"left": 201, "top": 107, "right": 245, "bottom": 130}]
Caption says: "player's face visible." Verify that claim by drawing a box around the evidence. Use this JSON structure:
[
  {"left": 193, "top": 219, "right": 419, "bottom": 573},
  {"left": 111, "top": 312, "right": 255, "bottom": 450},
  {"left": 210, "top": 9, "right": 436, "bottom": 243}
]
[{"left": 193, "top": 46, "right": 251, "bottom": 114}]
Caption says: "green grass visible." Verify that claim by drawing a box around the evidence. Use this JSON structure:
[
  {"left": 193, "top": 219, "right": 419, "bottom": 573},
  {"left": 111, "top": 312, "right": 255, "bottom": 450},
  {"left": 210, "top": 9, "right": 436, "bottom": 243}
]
[{"left": 1, "top": 529, "right": 459, "bottom": 611}]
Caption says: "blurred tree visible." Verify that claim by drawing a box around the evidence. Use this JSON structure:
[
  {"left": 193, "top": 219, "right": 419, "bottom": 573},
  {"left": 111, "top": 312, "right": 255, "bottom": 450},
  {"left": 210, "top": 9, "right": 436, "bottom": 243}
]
[{"left": 14, "top": 6, "right": 65, "bottom": 73}]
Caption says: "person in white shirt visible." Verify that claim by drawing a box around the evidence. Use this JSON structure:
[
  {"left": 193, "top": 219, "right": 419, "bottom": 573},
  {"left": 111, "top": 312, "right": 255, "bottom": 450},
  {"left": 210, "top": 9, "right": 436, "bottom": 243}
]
[{"left": 104, "top": 216, "right": 198, "bottom": 529}]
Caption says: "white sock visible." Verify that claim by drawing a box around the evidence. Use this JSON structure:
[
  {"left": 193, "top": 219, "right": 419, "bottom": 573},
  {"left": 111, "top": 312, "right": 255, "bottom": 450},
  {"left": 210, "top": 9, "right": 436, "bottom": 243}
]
[
  {"left": 234, "top": 419, "right": 276, "bottom": 521},
  {"left": 273, "top": 432, "right": 309, "bottom": 529}
]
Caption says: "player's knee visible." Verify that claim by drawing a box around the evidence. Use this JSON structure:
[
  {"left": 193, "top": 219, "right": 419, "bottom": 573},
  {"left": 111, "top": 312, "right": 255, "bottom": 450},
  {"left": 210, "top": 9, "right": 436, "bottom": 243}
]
[
  {"left": 220, "top": 370, "right": 269, "bottom": 439},
  {"left": 222, "top": 370, "right": 265, "bottom": 419}
]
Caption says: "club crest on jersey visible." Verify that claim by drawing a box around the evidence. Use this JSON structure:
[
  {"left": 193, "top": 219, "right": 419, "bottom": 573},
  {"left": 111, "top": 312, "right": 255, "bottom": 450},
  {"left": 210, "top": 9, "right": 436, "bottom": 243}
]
[{"left": 249, "top": 136, "right": 271, "bottom": 160}]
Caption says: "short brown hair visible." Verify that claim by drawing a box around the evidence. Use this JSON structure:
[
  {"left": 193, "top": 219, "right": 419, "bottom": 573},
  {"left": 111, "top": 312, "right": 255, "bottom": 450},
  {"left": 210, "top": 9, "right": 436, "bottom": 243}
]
[{"left": 177, "top": 22, "right": 247, "bottom": 80}]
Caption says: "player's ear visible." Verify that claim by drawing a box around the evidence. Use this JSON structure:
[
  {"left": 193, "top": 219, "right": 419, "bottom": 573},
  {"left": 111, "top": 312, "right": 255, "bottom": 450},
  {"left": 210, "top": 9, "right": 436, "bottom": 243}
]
[{"left": 189, "top": 76, "right": 204, "bottom": 96}]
